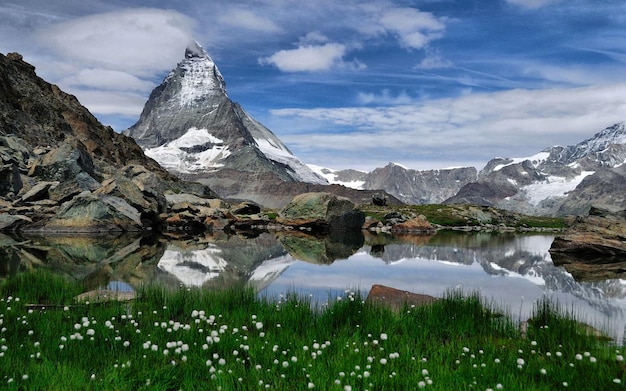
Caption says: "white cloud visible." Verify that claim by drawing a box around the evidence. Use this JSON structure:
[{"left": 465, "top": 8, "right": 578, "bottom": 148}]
[
  {"left": 259, "top": 43, "right": 365, "bottom": 72},
  {"left": 418, "top": 53, "right": 452, "bottom": 70},
  {"left": 271, "top": 83, "right": 626, "bottom": 170},
  {"left": 65, "top": 89, "right": 149, "bottom": 116},
  {"left": 217, "top": 8, "right": 281, "bottom": 33},
  {"left": 58, "top": 69, "right": 154, "bottom": 92},
  {"left": 379, "top": 7, "right": 446, "bottom": 49},
  {"left": 356, "top": 89, "right": 414, "bottom": 105},
  {"left": 36, "top": 8, "right": 195, "bottom": 75},
  {"left": 506, "top": 0, "right": 561, "bottom": 9}
]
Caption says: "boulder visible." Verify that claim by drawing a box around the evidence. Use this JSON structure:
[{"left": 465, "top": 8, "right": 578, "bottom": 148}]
[
  {"left": 277, "top": 192, "right": 365, "bottom": 232},
  {"left": 0, "top": 214, "right": 32, "bottom": 231},
  {"left": 366, "top": 284, "right": 438, "bottom": 312},
  {"left": 390, "top": 215, "right": 435, "bottom": 233},
  {"left": 27, "top": 140, "right": 96, "bottom": 182},
  {"left": 31, "top": 192, "right": 143, "bottom": 232},
  {"left": 16, "top": 181, "right": 59, "bottom": 204},
  {"left": 550, "top": 207, "right": 626, "bottom": 281}
]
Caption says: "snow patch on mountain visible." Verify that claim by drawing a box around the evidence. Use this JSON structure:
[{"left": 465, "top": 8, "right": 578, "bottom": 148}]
[
  {"left": 307, "top": 164, "right": 365, "bottom": 189},
  {"left": 255, "top": 138, "right": 328, "bottom": 184},
  {"left": 144, "top": 127, "right": 230, "bottom": 173},
  {"left": 493, "top": 151, "right": 550, "bottom": 171},
  {"left": 521, "top": 171, "right": 595, "bottom": 205}
]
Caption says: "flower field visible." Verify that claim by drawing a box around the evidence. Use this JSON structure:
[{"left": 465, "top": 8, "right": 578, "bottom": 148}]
[{"left": 0, "top": 271, "right": 623, "bottom": 390}]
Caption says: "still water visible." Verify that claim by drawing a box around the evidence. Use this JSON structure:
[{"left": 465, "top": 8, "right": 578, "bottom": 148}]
[{"left": 2, "top": 230, "right": 625, "bottom": 341}]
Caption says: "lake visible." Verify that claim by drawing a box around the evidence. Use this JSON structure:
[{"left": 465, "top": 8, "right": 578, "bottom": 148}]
[{"left": 2, "top": 229, "right": 625, "bottom": 342}]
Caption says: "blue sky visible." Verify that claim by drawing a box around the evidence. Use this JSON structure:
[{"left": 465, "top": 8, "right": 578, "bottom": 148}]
[{"left": 1, "top": 0, "right": 625, "bottom": 171}]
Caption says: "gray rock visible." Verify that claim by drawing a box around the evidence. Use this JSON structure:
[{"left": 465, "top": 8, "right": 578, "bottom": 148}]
[
  {"left": 277, "top": 192, "right": 365, "bottom": 232},
  {"left": 36, "top": 192, "right": 143, "bottom": 232},
  {"left": 0, "top": 214, "right": 31, "bottom": 231}
]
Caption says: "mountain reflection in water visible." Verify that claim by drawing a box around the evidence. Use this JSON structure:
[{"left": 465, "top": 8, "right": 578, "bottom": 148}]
[{"left": 1, "top": 230, "right": 626, "bottom": 341}]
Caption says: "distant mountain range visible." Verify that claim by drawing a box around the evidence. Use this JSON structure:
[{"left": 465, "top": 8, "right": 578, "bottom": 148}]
[{"left": 123, "top": 42, "right": 626, "bottom": 216}]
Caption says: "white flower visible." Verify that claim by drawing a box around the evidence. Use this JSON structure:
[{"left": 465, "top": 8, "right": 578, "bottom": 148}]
[
  {"left": 418, "top": 381, "right": 426, "bottom": 388},
  {"left": 517, "top": 358, "right": 525, "bottom": 366},
  {"left": 380, "top": 358, "right": 388, "bottom": 365},
  {"left": 575, "top": 354, "right": 583, "bottom": 360},
  {"left": 380, "top": 333, "right": 388, "bottom": 341},
  {"left": 308, "top": 382, "right": 315, "bottom": 389}
]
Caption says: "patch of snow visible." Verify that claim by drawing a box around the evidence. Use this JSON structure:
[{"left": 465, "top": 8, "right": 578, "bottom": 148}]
[
  {"left": 521, "top": 171, "right": 595, "bottom": 205},
  {"left": 507, "top": 178, "right": 518, "bottom": 186},
  {"left": 145, "top": 127, "right": 230, "bottom": 173},
  {"left": 390, "top": 162, "right": 409, "bottom": 170},
  {"left": 255, "top": 137, "right": 327, "bottom": 184},
  {"left": 493, "top": 152, "right": 550, "bottom": 172},
  {"left": 307, "top": 164, "right": 365, "bottom": 189}
]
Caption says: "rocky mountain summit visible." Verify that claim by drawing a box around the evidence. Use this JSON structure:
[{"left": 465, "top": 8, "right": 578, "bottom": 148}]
[
  {"left": 123, "top": 42, "right": 397, "bottom": 209},
  {"left": 445, "top": 122, "right": 626, "bottom": 216}
]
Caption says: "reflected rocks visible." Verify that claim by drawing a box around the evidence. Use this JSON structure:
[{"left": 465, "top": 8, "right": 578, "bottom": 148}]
[
  {"left": 277, "top": 230, "right": 364, "bottom": 265},
  {"left": 0, "top": 232, "right": 165, "bottom": 290}
]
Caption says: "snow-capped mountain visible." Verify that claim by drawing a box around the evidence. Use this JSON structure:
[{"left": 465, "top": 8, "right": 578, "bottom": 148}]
[
  {"left": 124, "top": 42, "right": 327, "bottom": 206},
  {"left": 308, "top": 162, "right": 477, "bottom": 205},
  {"left": 446, "top": 122, "right": 626, "bottom": 216}
]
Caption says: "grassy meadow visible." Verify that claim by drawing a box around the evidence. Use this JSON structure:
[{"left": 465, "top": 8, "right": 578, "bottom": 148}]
[{"left": 0, "top": 271, "right": 623, "bottom": 390}]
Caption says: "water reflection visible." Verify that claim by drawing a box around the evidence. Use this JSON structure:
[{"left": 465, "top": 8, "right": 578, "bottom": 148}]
[{"left": 1, "top": 230, "right": 626, "bottom": 341}]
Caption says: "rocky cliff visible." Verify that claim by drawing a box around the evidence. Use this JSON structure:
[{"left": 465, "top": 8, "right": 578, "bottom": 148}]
[{"left": 0, "top": 51, "right": 215, "bottom": 232}]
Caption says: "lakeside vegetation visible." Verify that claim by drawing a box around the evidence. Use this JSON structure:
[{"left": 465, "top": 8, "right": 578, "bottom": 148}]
[{"left": 0, "top": 271, "right": 623, "bottom": 390}]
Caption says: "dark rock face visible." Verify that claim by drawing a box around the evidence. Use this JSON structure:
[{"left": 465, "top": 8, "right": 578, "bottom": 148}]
[
  {"left": 557, "top": 165, "right": 626, "bottom": 216},
  {"left": 550, "top": 207, "right": 626, "bottom": 281},
  {"left": 0, "top": 51, "right": 216, "bottom": 232}
]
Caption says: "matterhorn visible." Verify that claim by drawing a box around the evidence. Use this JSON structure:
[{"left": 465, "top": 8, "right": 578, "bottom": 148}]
[{"left": 124, "top": 41, "right": 329, "bottom": 207}]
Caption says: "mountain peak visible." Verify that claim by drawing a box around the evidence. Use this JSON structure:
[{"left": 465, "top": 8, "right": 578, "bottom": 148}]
[{"left": 185, "top": 40, "right": 210, "bottom": 59}]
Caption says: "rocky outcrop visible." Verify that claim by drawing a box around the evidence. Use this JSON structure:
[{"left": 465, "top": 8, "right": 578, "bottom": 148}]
[
  {"left": 276, "top": 192, "right": 365, "bottom": 232},
  {"left": 557, "top": 164, "right": 626, "bottom": 216},
  {"left": 550, "top": 207, "right": 626, "bottom": 281},
  {"left": 0, "top": 51, "right": 218, "bottom": 232}
]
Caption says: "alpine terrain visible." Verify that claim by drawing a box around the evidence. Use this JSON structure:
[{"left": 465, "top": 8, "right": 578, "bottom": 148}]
[
  {"left": 311, "top": 163, "right": 477, "bottom": 205},
  {"left": 445, "top": 122, "right": 626, "bottom": 216},
  {"left": 124, "top": 42, "right": 340, "bottom": 208}
]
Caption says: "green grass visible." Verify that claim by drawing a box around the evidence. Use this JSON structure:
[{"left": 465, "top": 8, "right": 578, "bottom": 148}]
[{"left": 0, "top": 270, "right": 623, "bottom": 390}]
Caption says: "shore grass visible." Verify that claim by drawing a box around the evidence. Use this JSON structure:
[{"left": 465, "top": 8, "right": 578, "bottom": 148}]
[{"left": 0, "top": 271, "right": 623, "bottom": 390}]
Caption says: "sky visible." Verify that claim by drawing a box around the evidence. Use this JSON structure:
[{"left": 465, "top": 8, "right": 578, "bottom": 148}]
[{"left": 1, "top": 0, "right": 626, "bottom": 171}]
